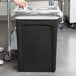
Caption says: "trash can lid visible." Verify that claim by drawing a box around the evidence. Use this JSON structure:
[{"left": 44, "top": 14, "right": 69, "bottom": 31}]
[{"left": 13, "top": 6, "right": 63, "bottom": 20}]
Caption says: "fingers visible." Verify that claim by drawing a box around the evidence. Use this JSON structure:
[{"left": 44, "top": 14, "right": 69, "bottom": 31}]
[
  {"left": 23, "top": 1, "right": 28, "bottom": 7},
  {"left": 14, "top": 0, "right": 27, "bottom": 8},
  {"left": 19, "top": 2, "right": 23, "bottom": 8},
  {"left": 19, "top": 2, "right": 26, "bottom": 8},
  {"left": 22, "top": 1, "right": 26, "bottom": 8}
]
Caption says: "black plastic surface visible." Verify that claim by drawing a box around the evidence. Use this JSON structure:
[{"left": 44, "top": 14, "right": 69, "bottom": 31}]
[{"left": 16, "top": 20, "right": 58, "bottom": 72}]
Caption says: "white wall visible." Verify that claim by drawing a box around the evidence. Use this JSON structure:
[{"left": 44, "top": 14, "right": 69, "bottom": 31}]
[{"left": 0, "top": 2, "right": 16, "bottom": 15}]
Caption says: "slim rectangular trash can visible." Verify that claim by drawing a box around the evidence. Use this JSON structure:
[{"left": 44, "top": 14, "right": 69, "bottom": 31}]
[{"left": 15, "top": 16, "right": 59, "bottom": 72}]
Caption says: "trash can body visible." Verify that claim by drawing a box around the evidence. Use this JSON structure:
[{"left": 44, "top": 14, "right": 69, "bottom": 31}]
[{"left": 16, "top": 17, "right": 58, "bottom": 72}]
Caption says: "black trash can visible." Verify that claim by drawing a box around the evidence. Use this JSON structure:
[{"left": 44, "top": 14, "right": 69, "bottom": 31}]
[{"left": 15, "top": 16, "right": 59, "bottom": 72}]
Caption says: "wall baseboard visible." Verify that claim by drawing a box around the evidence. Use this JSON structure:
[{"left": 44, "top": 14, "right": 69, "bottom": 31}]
[{"left": 0, "top": 15, "right": 15, "bottom": 21}]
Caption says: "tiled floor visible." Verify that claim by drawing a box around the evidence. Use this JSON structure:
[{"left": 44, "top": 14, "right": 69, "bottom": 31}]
[{"left": 0, "top": 21, "right": 76, "bottom": 76}]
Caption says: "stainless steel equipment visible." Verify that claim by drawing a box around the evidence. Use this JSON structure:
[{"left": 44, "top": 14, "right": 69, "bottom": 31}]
[
  {"left": 4, "top": 0, "right": 12, "bottom": 61},
  {"left": 64, "top": 0, "right": 76, "bottom": 29},
  {"left": 49, "top": 0, "right": 54, "bottom": 5}
]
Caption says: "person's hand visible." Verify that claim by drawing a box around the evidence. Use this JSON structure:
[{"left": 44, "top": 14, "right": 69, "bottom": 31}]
[{"left": 13, "top": 0, "right": 28, "bottom": 8}]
